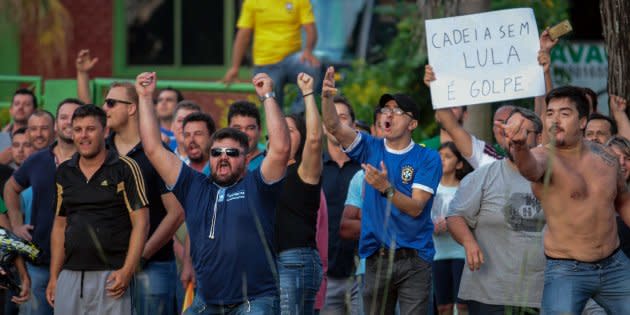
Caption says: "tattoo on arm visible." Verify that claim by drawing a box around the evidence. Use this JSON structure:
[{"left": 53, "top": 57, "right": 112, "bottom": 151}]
[{"left": 589, "top": 142, "right": 617, "bottom": 167}]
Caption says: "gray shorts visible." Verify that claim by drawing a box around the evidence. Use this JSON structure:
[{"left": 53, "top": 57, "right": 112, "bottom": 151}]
[{"left": 54, "top": 270, "right": 133, "bottom": 315}]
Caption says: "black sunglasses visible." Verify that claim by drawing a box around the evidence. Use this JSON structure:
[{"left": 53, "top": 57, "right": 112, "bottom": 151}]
[
  {"left": 104, "top": 98, "right": 133, "bottom": 108},
  {"left": 210, "top": 148, "right": 241, "bottom": 158}
]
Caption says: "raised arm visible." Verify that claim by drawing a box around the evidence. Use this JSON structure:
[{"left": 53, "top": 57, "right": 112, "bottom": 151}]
[
  {"left": 222, "top": 28, "right": 252, "bottom": 84},
  {"left": 321, "top": 67, "right": 357, "bottom": 148},
  {"left": 534, "top": 28, "right": 558, "bottom": 118},
  {"left": 296, "top": 72, "right": 323, "bottom": 184},
  {"left": 424, "top": 65, "right": 475, "bottom": 157},
  {"left": 255, "top": 73, "right": 290, "bottom": 183},
  {"left": 76, "top": 49, "right": 98, "bottom": 104},
  {"left": 135, "top": 72, "right": 183, "bottom": 186},
  {"left": 609, "top": 95, "right": 630, "bottom": 139}
]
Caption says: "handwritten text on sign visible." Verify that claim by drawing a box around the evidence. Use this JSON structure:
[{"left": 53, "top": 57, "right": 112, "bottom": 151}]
[{"left": 425, "top": 8, "right": 545, "bottom": 108}]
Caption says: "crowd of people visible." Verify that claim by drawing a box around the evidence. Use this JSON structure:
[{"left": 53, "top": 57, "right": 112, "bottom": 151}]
[{"left": 1, "top": 1, "right": 630, "bottom": 315}]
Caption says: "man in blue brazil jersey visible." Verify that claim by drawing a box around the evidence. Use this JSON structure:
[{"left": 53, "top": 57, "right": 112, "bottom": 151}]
[{"left": 321, "top": 66, "right": 442, "bottom": 315}]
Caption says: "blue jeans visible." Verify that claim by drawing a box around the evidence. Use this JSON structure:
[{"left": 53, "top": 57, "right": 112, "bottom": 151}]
[
  {"left": 253, "top": 52, "right": 321, "bottom": 114},
  {"left": 542, "top": 249, "right": 630, "bottom": 314},
  {"left": 184, "top": 295, "right": 278, "bottom": 315},
  {"left": 20, "top": 263, "right": 53, "bottom": 315},
  {"left": 134, "top": 260, "right": 177, "bottom": 315},
  {"left": 278, "top": 248, "right": 323, "bottom": 315}
]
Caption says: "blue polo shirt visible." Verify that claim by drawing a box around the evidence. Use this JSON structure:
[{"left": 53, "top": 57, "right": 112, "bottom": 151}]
[
  {"left": 345, "top": 132, "right": 442, "bottom": 263},
  {"left": 12, "top": 143, "right": 58, "bottom": 264},
  {"left": 170, "top": 164, "right": 282, "bottom": 304}
]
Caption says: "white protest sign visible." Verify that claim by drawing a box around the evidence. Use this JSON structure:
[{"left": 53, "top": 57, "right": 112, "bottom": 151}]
[{"left": 425, "top": 8, "right": 545, "bottom": 108}]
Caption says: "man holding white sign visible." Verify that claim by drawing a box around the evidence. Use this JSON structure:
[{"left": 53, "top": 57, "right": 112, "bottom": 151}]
[{"left": 425, "top": 8, "right": 545, "bottom": 108}]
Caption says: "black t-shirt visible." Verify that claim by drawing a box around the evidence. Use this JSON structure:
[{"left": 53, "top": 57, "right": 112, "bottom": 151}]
[
  {"left": 276, "top": 163, "right": 321, "bottom": 252},
  {"left": 0, "top": 164, "right": 14, "bottom": 196},
  {"left": 55, "top": 149, "right": 148, "bottom": 270},
  {"left": 107, "top": 135, "right": 174, "bottom": 262},
  {"left": 322, "top": 153, "right": 361, "bottom": 278}
]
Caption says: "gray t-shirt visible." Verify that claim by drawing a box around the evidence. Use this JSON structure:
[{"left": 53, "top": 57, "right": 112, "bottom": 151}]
[{"left": 448, "top": 159, "right": 546, "bottom": 308}]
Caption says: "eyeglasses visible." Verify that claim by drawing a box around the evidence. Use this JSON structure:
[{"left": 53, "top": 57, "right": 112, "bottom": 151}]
[
  {"left": 380, "top": 107, "right": 413, "bottom": 118},
  {"left": 210, "top": 147, "right": 241, "bottom": 158},
  {"left": 104, "top": 98, "right": 133, "bottom": 108}
]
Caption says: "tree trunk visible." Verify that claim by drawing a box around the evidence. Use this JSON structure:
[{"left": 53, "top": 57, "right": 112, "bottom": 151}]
[{"left": 600, "top": 0, "right": 630, "bottom": 97}]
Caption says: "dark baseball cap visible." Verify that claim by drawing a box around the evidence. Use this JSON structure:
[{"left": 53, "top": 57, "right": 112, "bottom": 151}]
[{"left": 378, "top": 93, "right": 420, "bottom": 121}]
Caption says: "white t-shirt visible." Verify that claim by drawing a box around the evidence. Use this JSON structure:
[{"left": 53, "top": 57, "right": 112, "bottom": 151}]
[{"left": 465, "top": 134, "right": 503, "bottom": 169}]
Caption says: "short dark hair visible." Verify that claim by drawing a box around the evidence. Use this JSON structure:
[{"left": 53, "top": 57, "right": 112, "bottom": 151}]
[
  {"left": 286, "top": 113, "right": 306, "bottom": 162},
  {"left": 13, "top": 88, "right": 38, "bottom": 108},
  {"left": 56, "top": 98, "right": 85, "bottom": 117},
  {"left": 372, "top": 106, "right": 381, "bottom": 125},
  {"left": 11, "top": 127, "right": 28, "bottom": 140},
  {"left": 333, "top": 96, "right": 355, "bottom": 122},
  {"left": 508, "top": 107, "right": 543, "bottom": 135},
  {"left": 587, "top": 113, "right": 618, "bottom": 135},
  {"left": 30, "top": 110, "right": 55, "bottom": 126},
  {"left": 545, "top": 86, "right": 590, "bottom": 119},
  {"left": 159, "top": 87, "right": 184, "bottom": 103},
  {"left": 183, "top": 112, "right": 216, "bottom": 135},
  {"left": 355, "top": 120, "right": 370, "bottom": 133},
  {"left": 438, "top": 141, "right": 473, "bottom": 180},
  {"left": 72, "top": 104, "right": 107, "bottom": 128},
  {"left": 582, "top": 87, "right": 598, "bottom": 113},
  {"left": 228, "top": 101, "right": 261, "bottom": 127},
  {"left": 174, "top": 100, "right": 202, "bottom": 118},
  {"left": 209, "top": 128, "right": 250, "bottom": 153}
]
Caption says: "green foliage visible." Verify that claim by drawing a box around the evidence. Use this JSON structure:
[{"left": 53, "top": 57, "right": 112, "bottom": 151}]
[
  {"left": 491, "top": 0, "right": 570, "bottom": 30},
  {"left": 0, "top": 108, "right": 9, "bottom": 127},
  {"left": 339, "top": 0, "right": 569, "bottom": 142}
]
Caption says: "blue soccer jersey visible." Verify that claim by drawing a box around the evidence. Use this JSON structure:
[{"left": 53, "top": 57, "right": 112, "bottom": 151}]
[{"left": 345, "top": 132, "right": 442, "bottom": 263}]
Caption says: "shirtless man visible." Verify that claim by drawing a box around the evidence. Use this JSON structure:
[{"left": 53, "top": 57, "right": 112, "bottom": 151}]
[{"left": 498, "top": 86, "right": 630, "bottom": 314}]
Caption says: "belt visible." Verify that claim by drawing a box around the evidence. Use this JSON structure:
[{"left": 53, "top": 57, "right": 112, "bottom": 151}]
[{"left": 369, "top": 247, "right": 418, "bottom": 261}]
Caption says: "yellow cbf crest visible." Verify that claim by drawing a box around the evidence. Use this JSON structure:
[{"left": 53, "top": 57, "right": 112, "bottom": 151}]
[{"left": 401, "top": 165, "right": 414, "bottom": 184}]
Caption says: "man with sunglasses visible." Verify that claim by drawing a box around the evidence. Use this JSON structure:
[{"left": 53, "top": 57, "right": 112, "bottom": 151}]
[
  {"left": 321, "top": 66, "right": 442, "bottom": 314},
  {"left": 136, "top": 71, "right": 290, "bottom": 314},
  {"left": 4, "top": 99, "right": 83, "bottom": 315},
  {"left": 101, "top": 82, "right": 184, "bottom": 315}
]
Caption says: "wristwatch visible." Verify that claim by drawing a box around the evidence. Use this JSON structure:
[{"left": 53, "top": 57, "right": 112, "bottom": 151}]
[
  {"left": 381, "top": 186, "right": 395, "bottom": 199},
  {"left": 259, "top": 91, "right": 276, "bottom": 103}
]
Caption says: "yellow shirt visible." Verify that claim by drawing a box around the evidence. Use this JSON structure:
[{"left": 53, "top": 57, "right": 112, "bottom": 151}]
[{"left": 237, "top": 0, "right": 315, "bottom": 66}]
